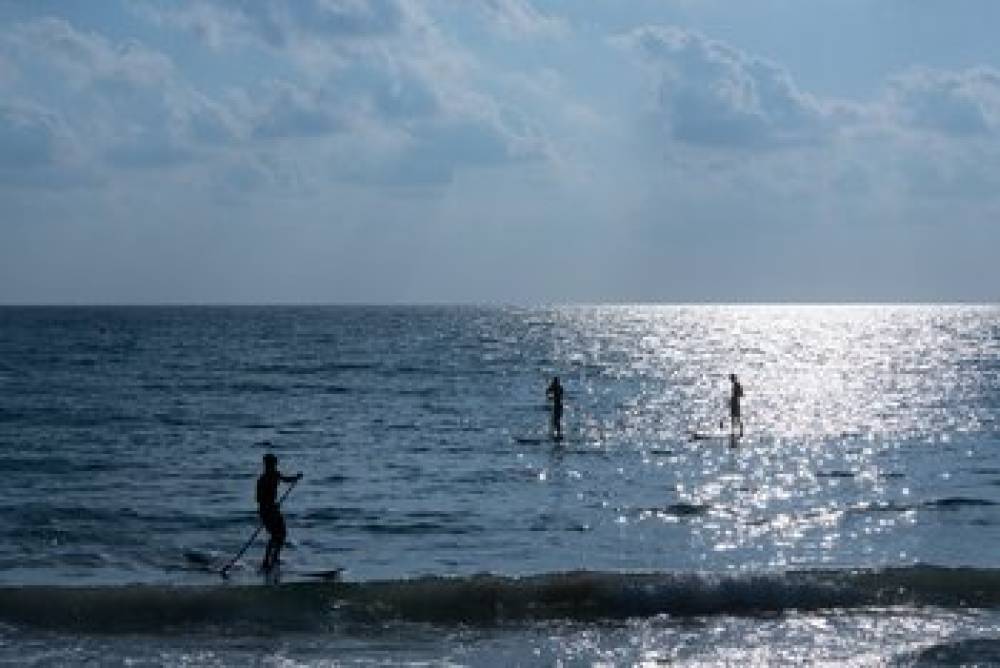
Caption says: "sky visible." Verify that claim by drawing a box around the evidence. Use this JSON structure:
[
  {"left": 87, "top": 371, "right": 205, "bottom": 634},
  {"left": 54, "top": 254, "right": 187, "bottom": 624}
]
[{"left": 2, "top": 0, "right": 1000, "bottom": 303}]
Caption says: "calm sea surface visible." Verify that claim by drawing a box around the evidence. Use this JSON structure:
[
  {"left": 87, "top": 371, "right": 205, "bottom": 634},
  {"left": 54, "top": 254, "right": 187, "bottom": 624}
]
[{"left": 2, "top": 305, "right": 1000, "bottom": 665}]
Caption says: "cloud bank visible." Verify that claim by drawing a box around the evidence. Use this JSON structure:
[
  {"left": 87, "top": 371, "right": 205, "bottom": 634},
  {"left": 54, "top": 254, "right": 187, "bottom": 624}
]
[{"left": 1, "top": 1, "right": 999, "bottom": 302}]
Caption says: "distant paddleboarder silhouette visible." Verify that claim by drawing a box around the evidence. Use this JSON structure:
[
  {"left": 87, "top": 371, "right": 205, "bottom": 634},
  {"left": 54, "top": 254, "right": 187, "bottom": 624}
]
[
  {"left": 546, "top": 376, "right": 564, "bottom": 439},
  {"left": 257, "top": 453, "right": 303, "bottom": 573},
  {"left": 729, "top": 374, "right": 744, "bottom": 438}
]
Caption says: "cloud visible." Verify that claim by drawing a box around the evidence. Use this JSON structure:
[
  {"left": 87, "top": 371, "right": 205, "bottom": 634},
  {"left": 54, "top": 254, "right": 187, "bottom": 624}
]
[
  {"left": 141, "top": 0, "right": 550, "bottom": 185},
  {"left": 0, "top": 101, "right": 96, "bottom": 188},
  {"left": 619, "top": 26, "right": 832, "bottom": 149},
  {"left": 2, "top": 19, "right": 202, "bottom": 172},
  {"left": 337, "top": 116, "right": 530, "bottom": 185},
  {"left": 180, "top": 92, "right": 247, "bottom": 145},
  {"left": 888, "top": 67, "right": 1000, "bottom": 137},
  {"left": 602, "top": 21, "right": 1000, "bottom": 236},
  {"left": 103, "top": 132, "right": 195, "bottom": 169},
  {"left": 0, "top": 102, "right": 66, "bottom": 169},
  {"left": 9, "top": 18, "right": 173, "bottom": 89},
  {"left": 621, "top": 25, "right": 1000, "bottom": 154},
  {"left": 0, "top": 6, "right": 572, "bottom": 195},
  {"left": 248, "top": 79, "right": 346, "bottom": 140},
  {"left": 147, "top": 0, "right": 415, "bottom": 51},
  {"left": 348, "top": 60, "right": 441, "bottom": 120},
  {"left": 477, "top": 0, "right": 567, "bottom": 39}
]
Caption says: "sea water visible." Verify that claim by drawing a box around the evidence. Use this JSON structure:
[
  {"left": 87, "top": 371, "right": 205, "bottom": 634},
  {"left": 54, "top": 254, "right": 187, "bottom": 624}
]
[{"left": 1, "top": 305, "right": 999, "bottom": 665}]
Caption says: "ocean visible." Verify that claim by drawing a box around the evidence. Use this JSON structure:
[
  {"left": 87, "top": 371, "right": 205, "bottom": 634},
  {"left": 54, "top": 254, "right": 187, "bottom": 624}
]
[{"left": 1, "top": 305, "right": 999, "bottom": 666}]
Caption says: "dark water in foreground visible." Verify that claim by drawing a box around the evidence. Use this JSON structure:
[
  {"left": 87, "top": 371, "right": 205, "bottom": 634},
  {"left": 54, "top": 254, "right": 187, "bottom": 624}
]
[{"left": 2, "top": 305, "right": 1000, "bottom": 665}]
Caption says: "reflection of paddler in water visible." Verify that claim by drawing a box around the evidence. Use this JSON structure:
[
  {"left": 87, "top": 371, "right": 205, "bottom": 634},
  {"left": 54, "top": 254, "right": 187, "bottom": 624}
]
[
  {"left": 546, "top": 376, "right": 564, "bottom": 439},
  {"left": 729, "top": 373, "right": 744, "bottom": 438}
]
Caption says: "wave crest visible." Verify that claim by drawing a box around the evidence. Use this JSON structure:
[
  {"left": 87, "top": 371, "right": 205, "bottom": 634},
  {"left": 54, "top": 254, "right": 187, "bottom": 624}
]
[{"left": 2, "top": 565, "right": 999, "bottom": 632}]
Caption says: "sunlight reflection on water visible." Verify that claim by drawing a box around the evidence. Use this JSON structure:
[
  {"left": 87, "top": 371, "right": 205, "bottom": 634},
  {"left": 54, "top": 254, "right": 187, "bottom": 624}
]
[
  {"left": 2, "top": 305, "right": 999, "bottom": 581},
  {"left": 551, "top": 304, "right": 995, "bottom": 442},
  {"left": 537, "top": 304, "right": 1000, "bottom": 570},
  {"left": 2, "top": 305, "right": 999, "bottom": 665}
]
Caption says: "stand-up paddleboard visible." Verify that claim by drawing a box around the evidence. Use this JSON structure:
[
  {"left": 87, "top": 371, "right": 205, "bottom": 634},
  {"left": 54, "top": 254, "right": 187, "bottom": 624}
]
[
  {"left": 514, "top": 434, "right": 568, "bottom": 445},
  {"left": 256, "top": 564, "right": 345, "bottom": 583},
  {"left": 223, "top": 562, "right": 345, "bottom": 585},
  {"left": 184, "top": 550, "right": 343, "bottom": 583},
  {"left": 688, "top": 430, "right": 739, "bottom": 442},
  {"left": 296, "top": 567, "right": 345, "bottom": 580}
]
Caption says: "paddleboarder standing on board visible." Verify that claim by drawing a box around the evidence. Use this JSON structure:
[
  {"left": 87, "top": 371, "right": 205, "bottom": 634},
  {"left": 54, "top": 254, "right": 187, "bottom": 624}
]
[
  {"left": 546, "top": 376, "right": 564, "bottom": 439},
  {"left": 257, "top": 453, "right": 303, "bottom": 573},
  {"left": 729, "top": 373, "right": 744, "bottom": 438}
]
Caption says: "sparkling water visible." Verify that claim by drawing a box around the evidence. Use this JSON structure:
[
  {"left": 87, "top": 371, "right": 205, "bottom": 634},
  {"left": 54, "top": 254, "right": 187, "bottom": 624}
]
[{"left": 2, "top": 305, "right": 999, "bottom": 665}]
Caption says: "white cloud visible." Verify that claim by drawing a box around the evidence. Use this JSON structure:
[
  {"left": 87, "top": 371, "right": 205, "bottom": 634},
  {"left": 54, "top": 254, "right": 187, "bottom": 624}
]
[
  {"left": 150, "top": 2, "right": 248, "bottom": 51},
  {"left": 5, "top": 4, "right": 1000, "bottom": 301},
  {"left": 0, "top": 102, "right": 66, "bottom": 169},
  {"left": 619, "top": 26, "right": 831, "bottom": 149},
  {"left": 611, "top": 22, "right": 1000, "bottom": 215},
  {"left": 214, "top": 0, "right": 412, "bottom": 46},
  {"left": 141, "top": 0, "right": 551, "bottom": 185},
  {"left": 249, "top": 80, "right": 347, "bottom": 140},
  {"left": 477, "top": 0, "right": 567, "bottom": 39},
  {"left": 0, "top": 101, "right": 95, "bottom": 188},
  {"left": 888, "top": 67, "right": 1000, "bottom": 137},
  {"left": 9, "top": 18, "right": 173, "bottom": 89},
  {"left": 1, "top": 18, "right": 242, "bottom": 176},
  {"left": 144, "top": 0, "right": 419, "bottom": 60},
  {"left": 621, "top": 24, "right": 1000, "bottom": 153}
]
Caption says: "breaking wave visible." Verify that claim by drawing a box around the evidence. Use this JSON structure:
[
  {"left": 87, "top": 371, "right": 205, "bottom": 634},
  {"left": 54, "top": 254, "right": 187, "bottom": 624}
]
[{"left": 3, "top": 565, "right": 1000, "bottom": 633}]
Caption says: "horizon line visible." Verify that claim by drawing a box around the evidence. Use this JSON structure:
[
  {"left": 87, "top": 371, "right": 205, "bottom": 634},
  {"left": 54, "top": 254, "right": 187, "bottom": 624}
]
[{"left": 1, "top": 301, "right": 998, "bottom": 308}]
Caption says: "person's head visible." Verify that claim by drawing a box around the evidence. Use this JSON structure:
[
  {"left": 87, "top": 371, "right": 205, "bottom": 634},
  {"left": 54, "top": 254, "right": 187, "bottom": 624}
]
[
  {"left": 730, "top": 373, "right": 737, "bottom": 383},
  {"left": 263, "top": 453, "right": 278, "bottom": 471}
]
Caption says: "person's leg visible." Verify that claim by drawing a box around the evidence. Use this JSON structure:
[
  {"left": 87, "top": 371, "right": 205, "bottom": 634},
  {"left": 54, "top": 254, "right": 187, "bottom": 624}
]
[
  {"left": 263, "top": 537, "right": 275, "bottom": 571},
  {"left": 271, "top": 515, "right": 287, "bottom": 568},
  {"left": 262, "top": 511, "right": 280, "bottom": 571}
]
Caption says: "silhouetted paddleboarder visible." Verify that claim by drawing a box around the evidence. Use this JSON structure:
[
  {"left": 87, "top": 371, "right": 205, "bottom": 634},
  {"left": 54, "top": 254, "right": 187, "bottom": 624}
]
[
  {"left": 546, "top": 376, "right": 564, "bottom": 439},
  {"left": 257, "top": 453, "right": 303, "bottom": 573},
  {"left": 729, "top": 373, "right": 744, "bottom": 438}
]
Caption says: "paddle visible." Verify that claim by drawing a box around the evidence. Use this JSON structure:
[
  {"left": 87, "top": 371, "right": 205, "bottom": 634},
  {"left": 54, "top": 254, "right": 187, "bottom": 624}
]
[{"left": 220, "top": 477, "right": 300, "bottom": 579}]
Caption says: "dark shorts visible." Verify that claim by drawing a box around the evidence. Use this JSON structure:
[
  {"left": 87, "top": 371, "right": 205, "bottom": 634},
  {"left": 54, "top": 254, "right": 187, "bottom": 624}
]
[
  {"left": 259, "top": 506, "right": 286, "bottom": 541},
  {"left": 730, "top": 401, "right": 741, "bottom": 419}
]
